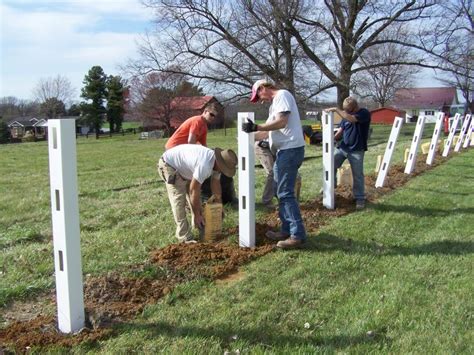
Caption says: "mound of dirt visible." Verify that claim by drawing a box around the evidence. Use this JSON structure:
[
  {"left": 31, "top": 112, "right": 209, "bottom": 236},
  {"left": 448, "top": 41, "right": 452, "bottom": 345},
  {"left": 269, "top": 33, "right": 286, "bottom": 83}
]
[
  {"left": 0, "top": 315, "right": 111, "bottom": 352},
  {"left": 0, "top": 153, "right": 451, "bottom": 352}
]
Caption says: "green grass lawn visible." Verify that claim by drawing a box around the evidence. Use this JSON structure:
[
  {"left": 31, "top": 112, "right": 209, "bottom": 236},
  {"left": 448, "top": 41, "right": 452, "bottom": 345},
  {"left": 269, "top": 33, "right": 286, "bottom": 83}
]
[{"left": 1, "top": 124, "right": 473, "bottom": 353}]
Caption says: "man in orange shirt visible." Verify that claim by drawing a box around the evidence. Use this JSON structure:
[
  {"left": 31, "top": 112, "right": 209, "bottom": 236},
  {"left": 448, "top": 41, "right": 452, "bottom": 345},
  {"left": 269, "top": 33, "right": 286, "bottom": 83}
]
[{"left": 165, "top": 103, "right": 219, "bottom": 149}]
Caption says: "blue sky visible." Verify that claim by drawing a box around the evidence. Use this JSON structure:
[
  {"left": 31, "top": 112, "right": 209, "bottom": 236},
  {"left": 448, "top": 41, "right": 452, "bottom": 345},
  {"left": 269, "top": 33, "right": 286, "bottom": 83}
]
[{"left": 0, "top": 0, "right": 153, "bottom": 102}]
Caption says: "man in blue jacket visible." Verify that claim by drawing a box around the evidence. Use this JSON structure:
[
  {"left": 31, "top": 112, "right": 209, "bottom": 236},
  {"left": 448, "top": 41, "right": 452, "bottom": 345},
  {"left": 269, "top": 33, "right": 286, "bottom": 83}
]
[{"left": 325, "top": 97, "right": 371, "bottom": 209}]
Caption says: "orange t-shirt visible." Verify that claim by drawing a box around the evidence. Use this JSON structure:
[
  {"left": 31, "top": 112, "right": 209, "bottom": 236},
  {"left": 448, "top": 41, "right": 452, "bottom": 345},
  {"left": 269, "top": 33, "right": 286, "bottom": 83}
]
[{"left": 165, "top": 115, "right": 208, "bottom": 150}]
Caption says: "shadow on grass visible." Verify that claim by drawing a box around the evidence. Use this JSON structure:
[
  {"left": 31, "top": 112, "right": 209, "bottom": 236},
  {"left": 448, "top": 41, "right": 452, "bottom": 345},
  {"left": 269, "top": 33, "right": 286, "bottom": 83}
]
[
  {"left": 437, "top": 162, "right": 474, "bottom": 169},
  {"left": 0, "top": 233, "right": 47, "bottom": 249},
  {"left": 368, "top": 203, "right": 474, "bottom": 217},
  {"left": 421, "top": 172, "right": 473, "bottom": 179},
  {"left": 306, "top": 233, "right": 474, "bottom": 256},
  {"left": 114, "top": 321, "right": 390, "bottom": 350},
  {"left": 79, "top": 180, "right": 160, "bottom": 197}
]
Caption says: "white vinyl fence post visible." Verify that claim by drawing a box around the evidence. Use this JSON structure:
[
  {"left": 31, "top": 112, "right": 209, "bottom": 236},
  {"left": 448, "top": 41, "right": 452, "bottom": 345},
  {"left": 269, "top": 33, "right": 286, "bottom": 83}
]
[
  {"left": 463, "top": 115, "right": 473, "bottom": 148},
  {"left": 321, "top": 111, "right": 335, "bottom": 209},
  {"left": 48, "top": 119, "right": 85, "bottom": 333},
  {"left": 404, "top": 115, "right": 426, "bottom": 174},
  {"left": 238, "top": 112, "right": 256, "bottom": 248},
  {"left": 455, "top": 114, "right": 471, "bottom": 151},
  {"left": 442, "top": 113, "right": 461, "bottom": 157},
  {"left": 375, "top": 116, "right": 404, "bottom": 188},
  {"left": 426, "top": 112, "right": 444, "bottom": 165}
]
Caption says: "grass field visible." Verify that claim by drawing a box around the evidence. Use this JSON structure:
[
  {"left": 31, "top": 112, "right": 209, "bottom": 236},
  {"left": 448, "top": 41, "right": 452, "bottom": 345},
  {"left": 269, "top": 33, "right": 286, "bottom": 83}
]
[{"left": 1, "top": 122, "right": 473, "bottom": 353}]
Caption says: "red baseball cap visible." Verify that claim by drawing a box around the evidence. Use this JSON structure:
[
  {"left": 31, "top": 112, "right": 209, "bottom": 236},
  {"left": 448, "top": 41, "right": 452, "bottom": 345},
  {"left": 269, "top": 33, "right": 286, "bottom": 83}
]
[{"left": 250, "top": 79, "right": 271, "bottom": 103}]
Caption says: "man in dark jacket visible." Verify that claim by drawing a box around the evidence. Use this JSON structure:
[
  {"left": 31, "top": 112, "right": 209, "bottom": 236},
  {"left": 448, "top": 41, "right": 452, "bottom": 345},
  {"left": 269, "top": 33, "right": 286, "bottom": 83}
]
[{"left": 325, "top": 97, "right": 371, "bottom": 209}]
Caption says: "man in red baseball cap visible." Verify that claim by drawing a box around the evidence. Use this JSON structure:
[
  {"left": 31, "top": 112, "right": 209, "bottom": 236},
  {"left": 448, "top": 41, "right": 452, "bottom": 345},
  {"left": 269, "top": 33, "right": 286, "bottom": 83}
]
[{"left": 243, "top": 79, "right": 307, "bottom": 249}]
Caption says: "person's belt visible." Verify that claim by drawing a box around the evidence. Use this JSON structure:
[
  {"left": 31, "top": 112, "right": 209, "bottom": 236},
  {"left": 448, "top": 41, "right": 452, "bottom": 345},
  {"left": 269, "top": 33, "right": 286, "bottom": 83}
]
[{"left": 161, "top": 157, "right": 173, "bottom": 168}]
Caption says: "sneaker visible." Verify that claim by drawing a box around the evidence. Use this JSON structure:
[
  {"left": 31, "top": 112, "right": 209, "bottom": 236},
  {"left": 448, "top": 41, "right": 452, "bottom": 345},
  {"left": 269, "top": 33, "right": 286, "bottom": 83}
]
[
  {"left": 276, "top": 237, "right": 305, "bottom": 249},
  {"left": 356, "top": 200, "right": 365, "bottom": 209},
  {"left": 265, "top": 230, "right": 289, "bottom": 241}
]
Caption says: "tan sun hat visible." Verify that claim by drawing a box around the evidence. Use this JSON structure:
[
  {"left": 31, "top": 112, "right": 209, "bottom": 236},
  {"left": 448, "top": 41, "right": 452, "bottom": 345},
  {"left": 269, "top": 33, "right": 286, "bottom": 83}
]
[{"left": 213, "top": 148, "right": 237, "bottom": 177}]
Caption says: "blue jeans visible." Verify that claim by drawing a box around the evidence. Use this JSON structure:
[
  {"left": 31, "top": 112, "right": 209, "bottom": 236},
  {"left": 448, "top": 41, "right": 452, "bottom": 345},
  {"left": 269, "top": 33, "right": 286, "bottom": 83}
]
[
  {"left": 273, "top": 146, "right": 306, "bottom": 240},
  {"left": 334, "top": 147, "right": 365, "bottom": 201}
]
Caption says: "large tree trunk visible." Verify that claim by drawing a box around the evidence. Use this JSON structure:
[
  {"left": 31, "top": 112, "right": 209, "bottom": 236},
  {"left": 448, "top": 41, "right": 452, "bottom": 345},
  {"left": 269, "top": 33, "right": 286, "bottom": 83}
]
[{"left": 336, "top": 83, "right": 350, "bottom": 108}]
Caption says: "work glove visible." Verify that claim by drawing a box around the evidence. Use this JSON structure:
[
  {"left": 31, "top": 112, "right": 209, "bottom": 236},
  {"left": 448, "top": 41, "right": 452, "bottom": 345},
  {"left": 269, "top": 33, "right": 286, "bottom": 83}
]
[{"left": 242, "top": 118, "right": 258, "bottom": 133}]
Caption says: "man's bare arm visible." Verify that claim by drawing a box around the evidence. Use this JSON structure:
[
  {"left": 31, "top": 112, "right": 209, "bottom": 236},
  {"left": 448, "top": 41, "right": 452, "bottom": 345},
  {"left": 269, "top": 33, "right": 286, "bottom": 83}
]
[{"left": 257, "top": 112, "right": 289, "bottom": 131}]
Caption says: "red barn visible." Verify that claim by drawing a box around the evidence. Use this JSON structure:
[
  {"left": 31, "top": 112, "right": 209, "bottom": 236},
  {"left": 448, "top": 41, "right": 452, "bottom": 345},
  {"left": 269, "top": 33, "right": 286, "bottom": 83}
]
[{"left": 370, "top": 107, "right": 405, "bottom": 124}]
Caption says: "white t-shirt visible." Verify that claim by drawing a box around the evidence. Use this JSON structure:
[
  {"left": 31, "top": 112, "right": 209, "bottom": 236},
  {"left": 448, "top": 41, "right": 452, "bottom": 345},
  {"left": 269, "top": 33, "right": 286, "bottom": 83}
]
[
  {"left": 162, "top": 144, "right": 215, "bottom": 184},
  {"left": 267, "top": 90, "right": 305, "bottom": 151}
]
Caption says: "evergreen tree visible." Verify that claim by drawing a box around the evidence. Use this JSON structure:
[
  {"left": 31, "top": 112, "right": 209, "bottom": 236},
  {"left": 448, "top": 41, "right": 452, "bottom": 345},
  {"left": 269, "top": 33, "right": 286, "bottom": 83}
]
[
  {"left": 106, "top": 75, "right": 125, "bottom": 132},
  {"left": 81, "top": 66, "right": 107, "bottom": 137},
  {"left": 67, "top": 103, "right": 81, "bottom": 116},
  {"left": 0, "top": 118, "right": 10, "bottom": 143}
]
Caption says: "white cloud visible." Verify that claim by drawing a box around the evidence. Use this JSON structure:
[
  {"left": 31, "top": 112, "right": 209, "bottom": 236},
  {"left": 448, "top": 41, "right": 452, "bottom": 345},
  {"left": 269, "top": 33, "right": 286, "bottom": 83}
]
[{"left": 0, "top": 0, "right": 152, "bottom": 101}]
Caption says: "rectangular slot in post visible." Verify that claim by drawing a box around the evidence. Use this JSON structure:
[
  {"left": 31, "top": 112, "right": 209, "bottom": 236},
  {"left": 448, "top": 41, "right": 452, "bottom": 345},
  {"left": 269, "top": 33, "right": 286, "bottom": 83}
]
[
  {"left": 241, "top": 157, "right": 246, "bottom": 171},
  {"left": 325, "top": 143, "right": 328, "bottom": 153},
  {"left": 242, "top": 195, "right": 246, "bottom": 210},
  {"left": 55, "top": 189, "right": 60, "bottom": 211},
  {"left": 53, "top": 127, "right": 58, "bottom": 149},
  {"left": 58, "top": 250, "right": 64, "bottom": 271},
  {"left": 382, "top": 162, "right": 387, "bottom": 171},
  {"left": 325, "top": 171, "right": 329, "bottom": 181}
]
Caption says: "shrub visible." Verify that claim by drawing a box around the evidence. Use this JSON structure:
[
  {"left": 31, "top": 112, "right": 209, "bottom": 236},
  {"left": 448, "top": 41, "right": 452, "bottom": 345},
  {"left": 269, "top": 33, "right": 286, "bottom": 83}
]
[{"left": 0, "top": 119, "right": 10, "bottom": 144}]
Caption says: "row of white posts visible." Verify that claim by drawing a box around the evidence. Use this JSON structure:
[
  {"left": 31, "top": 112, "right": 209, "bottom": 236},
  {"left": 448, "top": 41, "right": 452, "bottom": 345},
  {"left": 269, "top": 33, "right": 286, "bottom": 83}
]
[
  {"left": 375, "top": 112, "right": 473, "bottom": 188},
  {"left": 48, "top": 112, "right": 473, "bottom": 333}
]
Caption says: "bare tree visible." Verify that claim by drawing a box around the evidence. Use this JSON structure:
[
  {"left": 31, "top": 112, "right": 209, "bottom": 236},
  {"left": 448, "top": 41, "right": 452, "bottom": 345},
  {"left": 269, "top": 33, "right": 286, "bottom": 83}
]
[
  {"left": 130, "top": 0, "right": 324, "bottom": 102},
  {"left": 352, "top": 27, "right": 418, "bottom": 107},
  {"left": 129, "top": 70, "right": 196, "bottom": 133},
  {"left": 133, "top": 1, "right": 448, "bottom": 106},
  {"left": 278, "top": 0, "right": 442, "bottom": 105},
  {"left": 0, "top": 96, "right": 40, "bottom": 120},
  {"left": 33, "top": 75, "right": 75, "bottom": 117}
]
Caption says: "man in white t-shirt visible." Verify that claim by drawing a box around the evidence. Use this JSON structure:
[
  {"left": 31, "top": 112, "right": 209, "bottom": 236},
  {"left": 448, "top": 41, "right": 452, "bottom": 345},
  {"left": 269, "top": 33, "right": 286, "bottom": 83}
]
[
  {"left": 242, "top": 79, "right": 307, "bottom": 249},
  {"left": 158, "top": 144, "right": 237, "bottom": 243}
]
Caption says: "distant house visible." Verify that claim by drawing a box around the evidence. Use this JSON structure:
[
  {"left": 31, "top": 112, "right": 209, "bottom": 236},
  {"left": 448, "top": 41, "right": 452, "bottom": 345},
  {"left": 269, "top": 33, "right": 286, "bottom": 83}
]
[
  {"left": 8, "top": 117, "right": 48, "bottom": 139},
  {"left": 169, "top": 96, "right": 224, "bottom": 129},
  {"left": 392, "top": 87, "right": 458, "bottom": 122},
  {"left": 370, "top": 107, "right": 406, "bottom": 125}
]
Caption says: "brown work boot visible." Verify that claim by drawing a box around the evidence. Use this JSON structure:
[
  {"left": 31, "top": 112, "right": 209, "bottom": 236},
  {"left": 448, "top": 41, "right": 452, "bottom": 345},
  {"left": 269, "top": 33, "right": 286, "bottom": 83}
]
[
  {"left": 276, "top": 237, "right": 305, "bottom": 249},
  {"left": 265, "top": 230, "right": 289, "bottom": 241}
]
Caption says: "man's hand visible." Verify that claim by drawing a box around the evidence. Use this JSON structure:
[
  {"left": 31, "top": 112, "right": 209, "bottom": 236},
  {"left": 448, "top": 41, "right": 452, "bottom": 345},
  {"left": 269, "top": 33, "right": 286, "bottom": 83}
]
[
  {"left": 242, "top": 118, "right": 258, "bottom": 133},
  {"left": 194, "top": 214, "right": 205, "bottom": 229}
]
